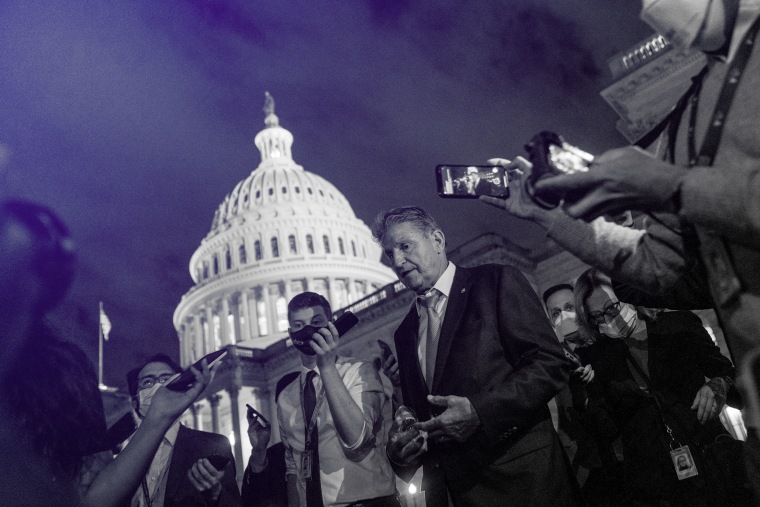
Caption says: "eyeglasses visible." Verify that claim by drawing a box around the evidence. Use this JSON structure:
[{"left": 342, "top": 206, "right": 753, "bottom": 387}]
[
  {"left": 137, "top": 373, "right": 175, "bottom": 391},
  {"left": 587, "top": 301, "right": 622, "bottom": 326}
]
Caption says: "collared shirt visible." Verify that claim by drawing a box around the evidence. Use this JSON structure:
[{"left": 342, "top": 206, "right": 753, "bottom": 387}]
[
  {"left": 277, "top": 357, "right": 396, "bottom": 506},
  {"left": 130, "top": 420, "right": 181, "bottom": 507},
  {"left": 414, "top": 261, "right": 456, "bottom": 380},
  {"left": 726, "top": 0, "right": 760, "bottom": 62}
]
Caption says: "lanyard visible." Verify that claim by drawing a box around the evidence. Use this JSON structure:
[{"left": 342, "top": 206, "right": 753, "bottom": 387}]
[
  {"left": 687, "top": 15, "right": 760, "bottom": 167},
  {"left": 301, "top": 374, "right": 326, "bottom": 451}
]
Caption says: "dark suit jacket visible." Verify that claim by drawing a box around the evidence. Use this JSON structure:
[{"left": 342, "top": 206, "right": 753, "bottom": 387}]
[
  {"left": 392, "top": 264, "right": 573, "bottom": 504},
  {"left": 163, "top": 425, "right": 241, "bottom": 507},
  {"left": 240, "top": 443, "right": 287, "bottom": 507}
]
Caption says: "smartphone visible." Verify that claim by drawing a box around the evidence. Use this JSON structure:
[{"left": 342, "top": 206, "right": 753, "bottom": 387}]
[
  {"left": 436, "top": 164, "right": 510, "bottom": 199},
  {"left": 333, "top": 311, "right": 359, "bottom": 336},
  {"left": 377, "top": 340, "right": 394, "bottom": 363},
  {"left": 206, "top": 454, "right": 231, "bottom": 471},
  {"left": 165, "top": 349, "right": 228, "bottom": 392},
  {"left": 246, "top": 403, "right": 270, "bottom": 429}
]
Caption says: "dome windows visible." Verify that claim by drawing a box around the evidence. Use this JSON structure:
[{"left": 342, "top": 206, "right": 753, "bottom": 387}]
[
  {"left": 225, "top": 249, "right": 232, "bottom": 270},
  {"left": 295, "top": 187, "right": 301, "bottom": 194},
  {"left": 307, "top": 188, "right": 313, "bottom": 195},
  {"left": 255, "top": 190, "right": 261, "bottom": 199},
  {"left": 281, "top": 186, "right": 287, "bottom": 194},
  {"left": 288, "top": 235, "right": 297, "bottom": 255},
  {"left": 213, "top": 255, "right": 219, "bottom": 275},
  {"left": 306, "top": 234, "right": 314, "bottom": 254},
  {"left": 351, "top": 241, "right": 357, "bottom": 257},
  {"left": 239, "top": 244, "right": 247, "bottom": 265},
  {"left": 254, "top": 240, "right": 262, "bottom": 261},
  {"left": 323, "top": 235, "right": 331, "bottom": 254},
  {"left": 338, "top": 238, "right": 345, "bottom": 255},
  {"left": 271, "top": 237, "right": 280, "bottom": 258}
]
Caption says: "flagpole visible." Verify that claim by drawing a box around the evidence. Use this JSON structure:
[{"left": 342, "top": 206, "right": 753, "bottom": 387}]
[{"left": 98, "top": 301, "right": 104, "bottom": 387}]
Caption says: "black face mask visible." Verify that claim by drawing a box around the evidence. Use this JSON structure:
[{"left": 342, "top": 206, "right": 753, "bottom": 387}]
[{"left": 290, "top": 325, "right": 320, "bottom": 355}]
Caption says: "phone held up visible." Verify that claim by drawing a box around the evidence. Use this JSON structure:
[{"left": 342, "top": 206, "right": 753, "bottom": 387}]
[
  {"left": 165, "top": 349, "right": 228, "bottom": 392},
  {"left": 246, "top": 403, "right": 271, "bottom": 429},
  {"left": 436, "top": 164, "right": 510, "bottom": 199}
]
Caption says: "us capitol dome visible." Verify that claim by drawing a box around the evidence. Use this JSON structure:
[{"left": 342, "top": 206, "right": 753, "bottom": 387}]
[{"left": 173, "top": 93, "right": 396, "bottom": 363}]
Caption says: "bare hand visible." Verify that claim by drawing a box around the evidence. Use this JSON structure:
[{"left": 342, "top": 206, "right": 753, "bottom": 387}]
[
  {"left": 480, "top": 157, "right": 564, "bottom": 229},
  {"left": 534, "top": 146, "right": 688, "bottom": 220},
  {"left": 382, "top": 354, "right": 401, "bottom": 387},
  {"left": 309, "top": 322, "right": 340, "bottom": 368},
  {"left": 572, "top": 364, "right": 594, "bottom": 384},
  {"left": 187, "top": 458, "right": 224, "bottom": 501},
  {"left": 247, "top": 416, "right": 271, "bottom": 469},
  {"left": 414, "top": 395, "right": 480, "bottom": 443},
  {"left": 387, "top": 426, "right": 426, "bottom": 467},
  {"left": 146, "top": 361, "right": 212, "bottom": 424},
  {"left": 691, "top": 384, "right": 724, "bottom": 424}
]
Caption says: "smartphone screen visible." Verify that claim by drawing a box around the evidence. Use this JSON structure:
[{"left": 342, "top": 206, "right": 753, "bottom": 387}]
[{"left": 436, "top": 165, "right": 509, "bottom": 199}]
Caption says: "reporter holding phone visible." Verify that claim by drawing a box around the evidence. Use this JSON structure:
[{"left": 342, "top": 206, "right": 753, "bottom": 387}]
[
  {"left": 125, "top": 353, "right": 241, "bottom": 507},
  {"left": 277, "top": 292, "right": 399, "bottom": 507}
]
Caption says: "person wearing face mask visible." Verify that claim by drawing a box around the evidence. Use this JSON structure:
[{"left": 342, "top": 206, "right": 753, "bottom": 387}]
[
  {"left": 544, "top": 284, "right": 626, "bottom": 506},
  {"left": 277, "top": 292, "right": 399, "bottom": 507},
  {"left": 481, "top": 0, "right": 760, "bottom": 493},
  {"left": 125, "top": 354, "right": 241, "bottom": 507},
  {"left": 570, "top": 269, "right": 748, "bottom": 506}
]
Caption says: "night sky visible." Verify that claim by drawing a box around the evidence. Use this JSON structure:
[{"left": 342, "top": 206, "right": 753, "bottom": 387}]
[{"left": 0, "top": 1, "right": 653, "bottom": 389}]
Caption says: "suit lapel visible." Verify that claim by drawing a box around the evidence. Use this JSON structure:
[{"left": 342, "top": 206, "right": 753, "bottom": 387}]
[
  {"left": 431, "top": 267, "right": 471, "bottom": 393},
  {"left": 164, "top": 424, "right": 188, "bottom": 502}
]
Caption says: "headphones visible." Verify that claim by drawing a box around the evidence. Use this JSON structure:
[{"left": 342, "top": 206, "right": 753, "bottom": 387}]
[{"left": 0, "top": 200, "right": 77, "bottom": 312}]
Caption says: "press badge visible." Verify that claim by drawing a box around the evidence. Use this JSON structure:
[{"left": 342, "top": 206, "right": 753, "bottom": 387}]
[
  {"left": 302, "top": 450, "right": 313, "bottom": 480},
  {"left": 671, "top": 445, "right": 698, "bottom": 480}
]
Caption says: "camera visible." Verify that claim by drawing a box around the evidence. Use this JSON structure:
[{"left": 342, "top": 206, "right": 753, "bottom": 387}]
[{"left": 524, "top": 131, "right": 594, "bottom": 209}]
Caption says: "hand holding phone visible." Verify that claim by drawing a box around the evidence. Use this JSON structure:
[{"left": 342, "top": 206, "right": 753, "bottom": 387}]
[
  {"left": 206, "top": 454, "right": 231, "bottom": 471},
  {"left": 165, "top": 349, "right": 227, "bottom": 392},
  {"left": 246, "top": 403, "right": 270, "bottom": 429}
]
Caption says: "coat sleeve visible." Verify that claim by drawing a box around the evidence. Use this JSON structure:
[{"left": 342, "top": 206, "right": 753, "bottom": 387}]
[{"left": 467, "top": 266, "right": 572, "bottom": 438}]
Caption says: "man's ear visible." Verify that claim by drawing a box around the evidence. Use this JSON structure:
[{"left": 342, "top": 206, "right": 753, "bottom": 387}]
[{"left": 432, "top": 229, "right": 446, "bottom": 252}]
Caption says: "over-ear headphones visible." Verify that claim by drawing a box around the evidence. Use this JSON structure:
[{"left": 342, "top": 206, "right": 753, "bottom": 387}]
[{"left": 0, "top": 200, "right": 77, "bottom": 312}]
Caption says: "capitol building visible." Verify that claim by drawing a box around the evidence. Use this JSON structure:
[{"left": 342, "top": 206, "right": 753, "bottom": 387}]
[{"left": 169, "top": 94, "right": 734, "bottom": 484}]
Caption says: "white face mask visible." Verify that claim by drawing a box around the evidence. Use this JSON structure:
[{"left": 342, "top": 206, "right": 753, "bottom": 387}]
[
  {"left": 640, "top": 0, "right": 714, "bottom": 49},
  {"left": 136, "top": 382, "right": 163, "bottom": 419},
  {"left": 598, "top": 303, "right": 639, "bottom": 339},
  {"left": 553, "top": 310, "right": 579, "bottom": 342}
]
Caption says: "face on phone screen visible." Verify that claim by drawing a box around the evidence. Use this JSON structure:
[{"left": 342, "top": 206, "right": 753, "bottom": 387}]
[{"left": 436, "top": 165, "right": 509, "bottom": 198}]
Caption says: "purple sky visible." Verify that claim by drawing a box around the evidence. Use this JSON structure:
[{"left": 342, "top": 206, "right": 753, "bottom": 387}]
[{"left": 0, "top": 1, "right": 652, "bottom": 388}]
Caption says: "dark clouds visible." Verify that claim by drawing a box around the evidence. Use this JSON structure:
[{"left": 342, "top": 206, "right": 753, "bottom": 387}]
[{"left": 0, "top": 0, "right": 652, "bottom": 387}]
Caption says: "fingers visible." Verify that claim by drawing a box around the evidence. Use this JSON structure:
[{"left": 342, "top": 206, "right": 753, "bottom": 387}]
[
  {"left": 188, "top": 459, "right": 222, "bottom": 492},
  {"left": 426, "top": 394, "right": 450, "bottom": 407},
  {"left": 479, "top": 195, "right": 508, "bottom": 209},
  {"left": 414, "top": 417, "right": 442, "bottom": 434},
  {"left": 691, "top": 386, "right": 717, "bottom": 424}
]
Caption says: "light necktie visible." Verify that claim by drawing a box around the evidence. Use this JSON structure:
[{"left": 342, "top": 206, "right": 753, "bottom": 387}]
[{"left": 419, "top": 289, "right": 443, "bottom": 390}]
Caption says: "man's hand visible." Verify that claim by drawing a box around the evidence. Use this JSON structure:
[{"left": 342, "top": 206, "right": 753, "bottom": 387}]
[
  {"left": 187, "top": 458, "right": 224, "bottom": 501},
  {"left": 479, "top": 157, "right": 565, "bottom": 229},
  {"left": 387, "top": 426, "right": 426, "bottom": 468},
  {"left": 145, "top": 361, "right": 212, "bottom": 425},
  {"left": 382, "top": 354, "right": 401, "bottom": 387},
  {"left": 571, "top": 364, "right": 594, "bottom": 385},
  {"left": 691, "top": 383, "right": 725, "bottom": 424},
  {"left": 534, "top": 146, "right": 689, "bottom": 221},
  {"left": 309, "top": 322, "right": 340, "bottom": 369},
  {"left": 247, "top": 412, "right": 271, "bottom": 472},
  {"left": 414, "top": 395, "right": 480, "bottom": 443}
]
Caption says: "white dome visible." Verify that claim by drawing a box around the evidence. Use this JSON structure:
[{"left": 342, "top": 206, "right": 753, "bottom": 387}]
[{"left": 174, "top": 93, "right": 396, "bottom": 360}]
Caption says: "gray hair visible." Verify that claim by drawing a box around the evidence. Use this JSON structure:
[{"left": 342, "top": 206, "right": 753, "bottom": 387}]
[{"left": 371, "top": 206, "right": 441, "bottom": 243}]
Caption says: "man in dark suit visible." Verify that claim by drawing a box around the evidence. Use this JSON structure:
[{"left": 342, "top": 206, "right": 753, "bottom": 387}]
[
  {"left": 126, "top": 354, "right": 241, "bottom": 507},
  {"left": 372, "top": 206, "right": 577, "bottom": 506}
]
